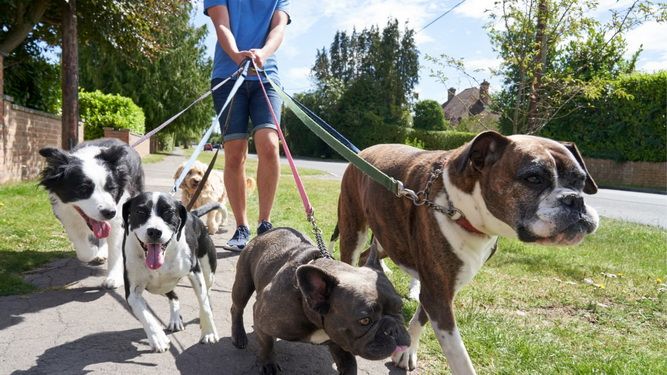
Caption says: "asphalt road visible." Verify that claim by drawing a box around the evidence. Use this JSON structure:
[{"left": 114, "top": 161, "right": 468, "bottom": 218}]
[{"left": 263, "top": 155, "right": 667, "bottom": 229}]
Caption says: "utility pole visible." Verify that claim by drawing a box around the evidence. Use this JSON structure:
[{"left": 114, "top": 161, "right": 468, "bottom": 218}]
[{"left": 61, "top": 0, "right": 79, "bottom": 150}]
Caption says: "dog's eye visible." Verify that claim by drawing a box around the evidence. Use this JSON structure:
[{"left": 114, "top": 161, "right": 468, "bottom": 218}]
[
  {"left": 525, "top": 175, "right": 543, "bottom": 185},
  {"left": 358, "top": 317, "right": 372, "bottom": 326}
]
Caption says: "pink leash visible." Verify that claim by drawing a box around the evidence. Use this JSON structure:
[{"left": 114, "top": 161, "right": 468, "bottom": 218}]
[{"left": 252, "top": 61, "right": 314, "bottom": 217}]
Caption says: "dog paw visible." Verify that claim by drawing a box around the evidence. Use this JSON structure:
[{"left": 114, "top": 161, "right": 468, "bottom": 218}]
[
  {"left": 102, "top": 276, "right": 122, "bottom": 289},
  {"left": 200, "top": 331, "right": 219, "bottom": 344},
  {"left": 168, "top": 316, "right": 184, "bottom": 332},
  {"left": 88, "top": 256, "right": 107, "bottom": 266},
  {"left": 148, "top": 331, "right": 171, "bottom": 353},
  {"left": 260, "top": 363, "right": 281, "bottom": 375},
  {"left": 231, "top": 326, "right": 248, "bottom": 349},
  {"left": 392, "top": 346, "right": 417, "bottom": 371}
]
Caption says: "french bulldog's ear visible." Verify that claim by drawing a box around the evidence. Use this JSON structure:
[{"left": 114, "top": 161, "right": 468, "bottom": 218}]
[
  {"left": 296, "top": 265, "right": 339, "bottom": 315},
  {"left": 561, "top": 142, "right": 598, "bottom": 195},
  {"left": 122, "top": 199, "right": 132, "bottom": 237},
  {"left": 363, "top": 240, "right": 383, "bottom": 273},
  {"left": 176, "top": 201, "right": 188, "bottom": 241},
  {"left": 456, "top": 131, "right": 509, "bottom": 173}
]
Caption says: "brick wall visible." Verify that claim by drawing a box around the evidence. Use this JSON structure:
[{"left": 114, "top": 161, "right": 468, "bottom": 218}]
[
  {"left": 103, "top": 128, "right": 150, "bottom": 157},
  {"left": 0, "top": 98, "right": 66, "bottom": 184},
  {"left": 584, "top": 157, "right": 667, "bottom": 191}
]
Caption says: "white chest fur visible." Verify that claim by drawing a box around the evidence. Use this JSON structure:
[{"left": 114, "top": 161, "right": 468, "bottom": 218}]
[
  {"left": 434, "top": 177, "right": 501, "bottom": 292},
  {"left": 127, "top": 236, "right": 194, "bottom": 295},
  {"left": 308, "top": 329, "right": 331, "bottom": 344}
]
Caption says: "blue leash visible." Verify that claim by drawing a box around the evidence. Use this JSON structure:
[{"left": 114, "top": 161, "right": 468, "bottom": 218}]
[{"left": 172, "top": 60, "right": 251, "bottom": 195}]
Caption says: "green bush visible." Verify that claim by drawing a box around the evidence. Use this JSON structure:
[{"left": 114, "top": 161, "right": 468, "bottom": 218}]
[
  {"left": 540, "top": 72, "right": 666, "bottom": 162},
  {"left": 79, "top": 90, "right": 146, "bottom": 140},
  {"left": 413, "top": 99, "right": 448, "bottom": 130},
  {"left": 407, "top": 129, "right": 476, "bottom": 150}
]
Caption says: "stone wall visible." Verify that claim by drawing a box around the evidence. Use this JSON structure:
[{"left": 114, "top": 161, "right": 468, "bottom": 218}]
[
  {"left": 584, "top": 157, "right": 666, "bottom": 191},
  {"left": 0, "top": 97, "right": 77, "bottom": 184},
  {"left": 103, "top": 128, "right": 150, "bottom": 158}
]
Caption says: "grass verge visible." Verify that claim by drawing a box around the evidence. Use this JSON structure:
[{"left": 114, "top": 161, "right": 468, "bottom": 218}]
[{"left": 1, "top": 160, "right": 665, "bottom": 373}]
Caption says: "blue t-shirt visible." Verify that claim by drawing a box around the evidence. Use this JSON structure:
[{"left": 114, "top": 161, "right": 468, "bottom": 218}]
[{"left": 204, "top": 0, "right": 289, "bottom": 83}]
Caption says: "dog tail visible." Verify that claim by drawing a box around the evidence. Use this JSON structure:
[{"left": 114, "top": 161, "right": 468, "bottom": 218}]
[
  {"left": 191, "top": 202, "right": 222, "bottom": 217},
  {"left": 245, "top": 177, "right": 257, "bottom": 194}
]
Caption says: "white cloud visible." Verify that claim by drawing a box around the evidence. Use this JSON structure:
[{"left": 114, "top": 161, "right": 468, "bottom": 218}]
[
  {"left": 625, "top": 21, "right": 667, "bottom": 53},
  {"left": 638, "top": 52, "right": 667, "bottom": 72},
  {"left": 454, "top": 0, "right": 497, "bottom": 20}
]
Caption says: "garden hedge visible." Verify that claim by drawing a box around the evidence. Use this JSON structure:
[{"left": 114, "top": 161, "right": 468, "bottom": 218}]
[
  {"left": 79, "top": 90, "right": 146, "bottom": 140},
  {"left": 540, "top": 72, "right": 666, "bottom": 162}
]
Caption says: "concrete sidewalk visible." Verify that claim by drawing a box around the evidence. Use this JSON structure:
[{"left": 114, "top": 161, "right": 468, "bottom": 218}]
[{"left": 0, "top": 151, "right": 403, "bottom": 374}]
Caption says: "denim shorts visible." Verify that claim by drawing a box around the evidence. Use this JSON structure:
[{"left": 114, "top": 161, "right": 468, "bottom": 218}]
[{"left": 211, "top": 78, "right": 283, "bottom": 142}]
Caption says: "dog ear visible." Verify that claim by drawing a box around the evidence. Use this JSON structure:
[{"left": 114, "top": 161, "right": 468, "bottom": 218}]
[
  {"left": 176, "top": 202, "right": 188, "bottom": 241},
  {"left": 561, "top": 142, "right": 598, "bottom": 195},
  {"left": 296, "top": 265, "right": 339, "bottom": 315},
  {"left": 456, "top": 131, "right": 509, "bottom": 173},
  {"left": 122, "top": 199, "right": 133, "bottom": 237},
  {"left": 173, "top": 164, "right": 184, "bottom": 181},
  {"left": 363, "top": 240, "right": 383, "bottom": 273},
  {"left": 39, "top": 147, "right": 69, "bottom": 166},
  {"left": 97, "top": 145, "right": 127, "bottom": 167}
]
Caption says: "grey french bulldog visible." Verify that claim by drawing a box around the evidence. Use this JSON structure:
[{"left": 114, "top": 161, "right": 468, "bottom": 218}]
[{"left": 230, "top": 227, "right": 411, "bottom": 375}]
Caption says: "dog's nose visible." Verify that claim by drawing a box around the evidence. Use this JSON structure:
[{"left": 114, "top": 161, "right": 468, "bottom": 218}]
[
  {"left": 100, "top": 209, "right": 116, "bottom": 219},
  {"left": 559, "top": 193, "right": 584, "bottom": 210},
  {"left": 146, "top": 228, "right": 162, "bottom": 240}
]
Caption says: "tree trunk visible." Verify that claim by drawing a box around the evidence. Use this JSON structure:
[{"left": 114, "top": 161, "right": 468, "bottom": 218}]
[
  {"left": 527, "top": 0, "right": 549, "bottom": 133},
  {"left": 1, "top": 54, "right": 4, "bottom": 128},
  {"left": 61, "top": 0, "right": 79, "bottom": 150}
]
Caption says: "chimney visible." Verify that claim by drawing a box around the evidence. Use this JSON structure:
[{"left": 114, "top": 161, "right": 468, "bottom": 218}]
[
  {"left": 447, "top": 87, "right": 456, "bottom": 102},
  {"left": 479, "top": 80, "right": 490, "bottom": 106}
]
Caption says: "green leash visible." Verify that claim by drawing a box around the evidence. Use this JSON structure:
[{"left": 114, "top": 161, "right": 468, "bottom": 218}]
[{"left": 264, "top": 75, "right": 403, "bottom": 196}]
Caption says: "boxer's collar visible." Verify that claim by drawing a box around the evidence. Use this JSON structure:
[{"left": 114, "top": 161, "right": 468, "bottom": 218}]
[{"left": 454, "top": 216, "right": 485, "bottom": 235}]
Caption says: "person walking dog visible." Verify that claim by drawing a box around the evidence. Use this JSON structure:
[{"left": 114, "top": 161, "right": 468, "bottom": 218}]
[{"left": 204, "top": 0, "right": 290, "bottom": 250}]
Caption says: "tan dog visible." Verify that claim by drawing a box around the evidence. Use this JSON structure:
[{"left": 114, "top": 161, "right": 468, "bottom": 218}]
[
  {"left": 332, "top": 131, "right": 599, "bottom": 374},
  {"left": 174, "top": 160, "right": 256, "bottom": 235}
]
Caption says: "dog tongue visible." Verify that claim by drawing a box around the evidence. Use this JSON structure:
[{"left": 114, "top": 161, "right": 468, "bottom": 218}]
[
  {"left": 392, "top": 346, "right": 408, "bottom": 355},
  {"left": 145, "top": 244, "right": 164, "bottom": 270},
  {"left": 91, "top": 221, "right": 111, "bottom": 239}
]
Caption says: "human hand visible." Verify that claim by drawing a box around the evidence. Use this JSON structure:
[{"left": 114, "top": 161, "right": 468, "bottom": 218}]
[
  {"left": 249, "top": 48, "right": 268, "bottom": 69},
  {"left": 231, "top": 50, "right": 254, "bottom": 66}
]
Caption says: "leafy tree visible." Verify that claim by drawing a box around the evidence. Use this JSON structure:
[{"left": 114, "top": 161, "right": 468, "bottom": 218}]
[
  {"left": 413, "top": 100, "right": 448, "bottom": 131},
  {"left": 487, "top": 0, "right": 663, "bottom": 134},
  {"left": 309, "top": 19, "right": 419, "bottom": 130},
  {"left": 78, "top": 3, "right": 212, "bottom": 150},
  {"left": 1, "top": 0, "right": 187, "bottom": 147}
]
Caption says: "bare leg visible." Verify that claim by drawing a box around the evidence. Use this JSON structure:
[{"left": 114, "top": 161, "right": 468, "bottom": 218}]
[
  {"left": 223, "top": 139, "right": 249, "bottom": 227},
  {"left": 254, "top": 129, "right": 280, "bottom": 223}
]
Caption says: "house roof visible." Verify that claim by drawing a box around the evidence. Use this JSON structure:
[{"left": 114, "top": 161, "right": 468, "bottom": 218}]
[{"left": 441, "top": 86, "right": 491, "bottom": 124}]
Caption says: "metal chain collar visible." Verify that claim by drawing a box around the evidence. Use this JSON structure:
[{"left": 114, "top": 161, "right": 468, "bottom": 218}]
[
  {"left": 308, "top": 211, "right": 331, "bottom": 259},
  {"left": 396, "top": 162, "right": 463, "bottom": 220}
]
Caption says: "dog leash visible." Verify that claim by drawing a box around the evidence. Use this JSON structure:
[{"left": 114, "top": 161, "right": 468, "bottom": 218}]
[
  {"left": 253, "top": 61, "right": 331, "bottom": 259},
  {"left": 132, "top": 68, "right": 241, "bottom": 148},
  {"left": 172, "top": 60, "right": 251, "bottom": 196}
]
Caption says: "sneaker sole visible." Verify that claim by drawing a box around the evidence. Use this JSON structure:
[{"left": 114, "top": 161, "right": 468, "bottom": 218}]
[{"left": 222, "top": 244, "right": 245, "bottom": 252}]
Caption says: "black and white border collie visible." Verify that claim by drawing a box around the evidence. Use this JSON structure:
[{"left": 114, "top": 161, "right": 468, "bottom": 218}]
[
  {"left": 122, "top": 192, "right": 219, "bottom": 352},
  {"left": 39, "top": 138, "right": 144, "bottom": 289}
]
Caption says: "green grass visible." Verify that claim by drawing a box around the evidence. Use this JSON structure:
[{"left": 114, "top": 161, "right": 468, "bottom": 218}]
[
  {"left": 0, "top": 183, "right": 72, "bottom": 295},
  {"left": 1, "top": 167, "right": 665, "bottom": 373}
]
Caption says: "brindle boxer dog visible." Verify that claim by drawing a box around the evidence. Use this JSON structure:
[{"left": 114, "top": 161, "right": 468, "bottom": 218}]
[{"left": 332, "top": 131, "right": 599, "bottom": 374}]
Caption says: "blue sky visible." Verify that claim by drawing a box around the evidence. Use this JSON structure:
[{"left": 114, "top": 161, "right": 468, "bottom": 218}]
[{"left": 192, "top": 0, "right": 666, "bottom": 105}]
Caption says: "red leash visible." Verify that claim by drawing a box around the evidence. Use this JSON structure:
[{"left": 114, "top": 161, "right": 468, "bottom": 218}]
[{"left": 252, "top": 61, "right": 313, "bottom": 217}]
